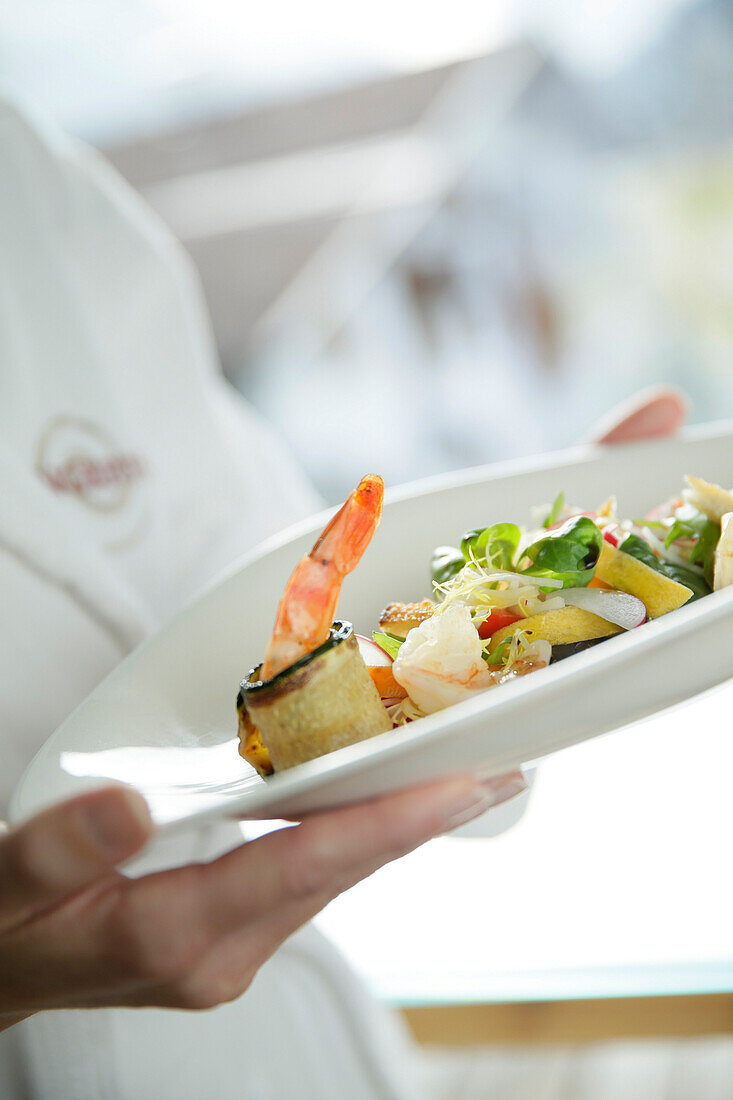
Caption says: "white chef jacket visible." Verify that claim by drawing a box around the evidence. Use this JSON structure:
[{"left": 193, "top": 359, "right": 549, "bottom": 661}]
[{"left": 0, "top": 96, "right": 422, "bottom": 1100}]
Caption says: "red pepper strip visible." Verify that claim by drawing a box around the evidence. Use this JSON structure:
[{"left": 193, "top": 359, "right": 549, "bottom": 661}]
[{"left": 477, "top": 608, "right": 522, "bottom": 639}]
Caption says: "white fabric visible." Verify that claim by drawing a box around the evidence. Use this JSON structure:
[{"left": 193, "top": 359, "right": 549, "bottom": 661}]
[{"left": 0, "top": 95, "right": 421, "bottom": 1099}]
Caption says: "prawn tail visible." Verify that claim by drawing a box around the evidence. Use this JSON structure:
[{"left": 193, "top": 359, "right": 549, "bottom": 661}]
[
  {"left": 312, "top": 474, "right": 384, "bottom": 575},
  {"left": 261, "top": 474, "right": 384, "bottom": 679}
]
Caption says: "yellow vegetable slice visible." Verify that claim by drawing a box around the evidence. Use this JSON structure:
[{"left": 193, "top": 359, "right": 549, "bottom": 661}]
[
  {"left": 489, "top": 605, "right": 622, "bottom": 648},
  {"left": 378, "top": 600, "right": 435, "bottom": 638},
  {"left": 237, "top": 709, "right": 274, "bottom": 776},
  {"left": 594, "top": 542, "right": 692, "bottom": 618}
]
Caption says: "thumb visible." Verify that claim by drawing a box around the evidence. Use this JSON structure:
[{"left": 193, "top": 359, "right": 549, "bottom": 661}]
[
  {"left": 0, "top": 787, "right": 152, "bottom": 932},
  {"left": 589, "top": 385, "right": 689, "bottom": 444}
]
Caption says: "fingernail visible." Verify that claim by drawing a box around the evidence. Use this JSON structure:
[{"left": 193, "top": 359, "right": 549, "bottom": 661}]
[
  {"left": 76, "top": 788, "right": 153, "bottom": 862},
  {"left": 443, "top": 772, "right": 527, "bottom": 833}
]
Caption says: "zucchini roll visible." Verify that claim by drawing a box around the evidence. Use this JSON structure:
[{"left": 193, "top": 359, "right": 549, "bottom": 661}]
[{"left": 237, "top": 621, "right": 392, "bottom": 773}]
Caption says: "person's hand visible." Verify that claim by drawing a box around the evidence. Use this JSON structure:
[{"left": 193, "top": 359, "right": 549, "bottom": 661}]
[
  {"left": 0, "top": 772, "right": 523, "bottom": 1029},
  {"left": 589, "top": 385, "right": 688, "bottom": 444}
]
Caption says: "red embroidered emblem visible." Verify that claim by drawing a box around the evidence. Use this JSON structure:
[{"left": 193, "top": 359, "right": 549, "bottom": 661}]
[{"left": 35, "top": 416, "right": 146, "bottom": 512}]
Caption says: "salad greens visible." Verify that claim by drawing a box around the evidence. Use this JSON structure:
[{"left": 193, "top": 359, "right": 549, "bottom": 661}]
[
  {"left": 430, "top": 523, "right": 522, "bottom": 589},
  {"left": 429, "top": 489, "right": 720, "bottom": 608},
  {"left": 618, "top": 533, "right": 711, "bottom": 601},
  {"left": 460, "top": 523, "right": 521, "bottom": 571},
  {"left": 663, "top": 512, "right": 720, "bottom": 587},
  {"left": 483, "top": 637, "right": 512, "bottom": 666},
  {"left": 372, "top": 631, "right": 405, "bottom": 660},
  {"left": 522, "top": 516, "right": 603, "bottom": 588},
  {"left": 400, "top": 477, "right": 727, "bottom": 708},
  {"left": 430, "top": 546, "right": 465, "bottom": 588},
  {"left": 432, "top": 514, "right": 604, "bottom": 590},
  {"left": 543, "top": 491, "right": 565, "bottom": 529}
]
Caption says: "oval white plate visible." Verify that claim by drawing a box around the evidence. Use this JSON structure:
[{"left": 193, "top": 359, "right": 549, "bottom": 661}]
[{"left": 11, "top": 425, "right": 733, "bottom": 836}]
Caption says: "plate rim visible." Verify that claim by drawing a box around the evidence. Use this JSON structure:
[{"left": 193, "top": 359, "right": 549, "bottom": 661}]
[{"left": 11, "top": 420, "right": 733, "bottom": 830}]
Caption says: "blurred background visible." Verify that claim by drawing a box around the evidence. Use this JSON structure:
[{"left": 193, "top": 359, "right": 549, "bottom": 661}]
[
  {"left": 6, "top": 0, "right": 733, "bottom": 502},
  {"left": 5, "top": 2, "right": 733, "bottom": 1088}
]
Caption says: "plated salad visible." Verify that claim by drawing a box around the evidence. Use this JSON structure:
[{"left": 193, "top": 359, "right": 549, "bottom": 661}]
[{"left": 237, "top": 474, "right": 733, "bottom": 775}]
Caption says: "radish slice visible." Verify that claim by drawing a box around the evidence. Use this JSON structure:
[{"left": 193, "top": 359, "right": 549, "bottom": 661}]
[
  {"left": 561, "top": 588, "right": 646, "bottom": 629},
  {"left": 356, "top": 634, "right": 392, "bottom": 667}
]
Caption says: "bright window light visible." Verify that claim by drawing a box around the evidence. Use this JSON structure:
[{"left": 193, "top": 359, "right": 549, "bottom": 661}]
[{"left": 2, "top": 0, "right": 694, "bottom": 139}]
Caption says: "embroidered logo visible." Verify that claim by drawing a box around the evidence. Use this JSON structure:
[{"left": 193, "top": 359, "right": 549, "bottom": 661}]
[{"left": 35, "top": 416, "right": 146, "bottom": 512}]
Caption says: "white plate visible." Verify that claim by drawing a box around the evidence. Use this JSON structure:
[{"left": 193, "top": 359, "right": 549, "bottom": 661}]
[{"left": 11, "top": 424, "right": 733, "bottom": 836}]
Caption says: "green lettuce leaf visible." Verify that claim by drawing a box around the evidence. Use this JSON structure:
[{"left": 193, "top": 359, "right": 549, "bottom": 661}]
[
  {"left": 431, "top": 546, "right": 465, "bottom": 588},
  {"left": 663, "top": 512, "right": 720, "bottom": 587},
  {"left": 483, "top": 637, "right": 512, "bottom": 666},
  {"left": 460, "top": 523, "right": 521, "bottom": 571},
  {"left": 543, "top": 491, "right": 565, "bottom": 529},
  {"left": 522, "top": 516, "right": 603, "bottom": 588},
  {"left": 372, "top": 631, "right": 405, "bottom": 660}
]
